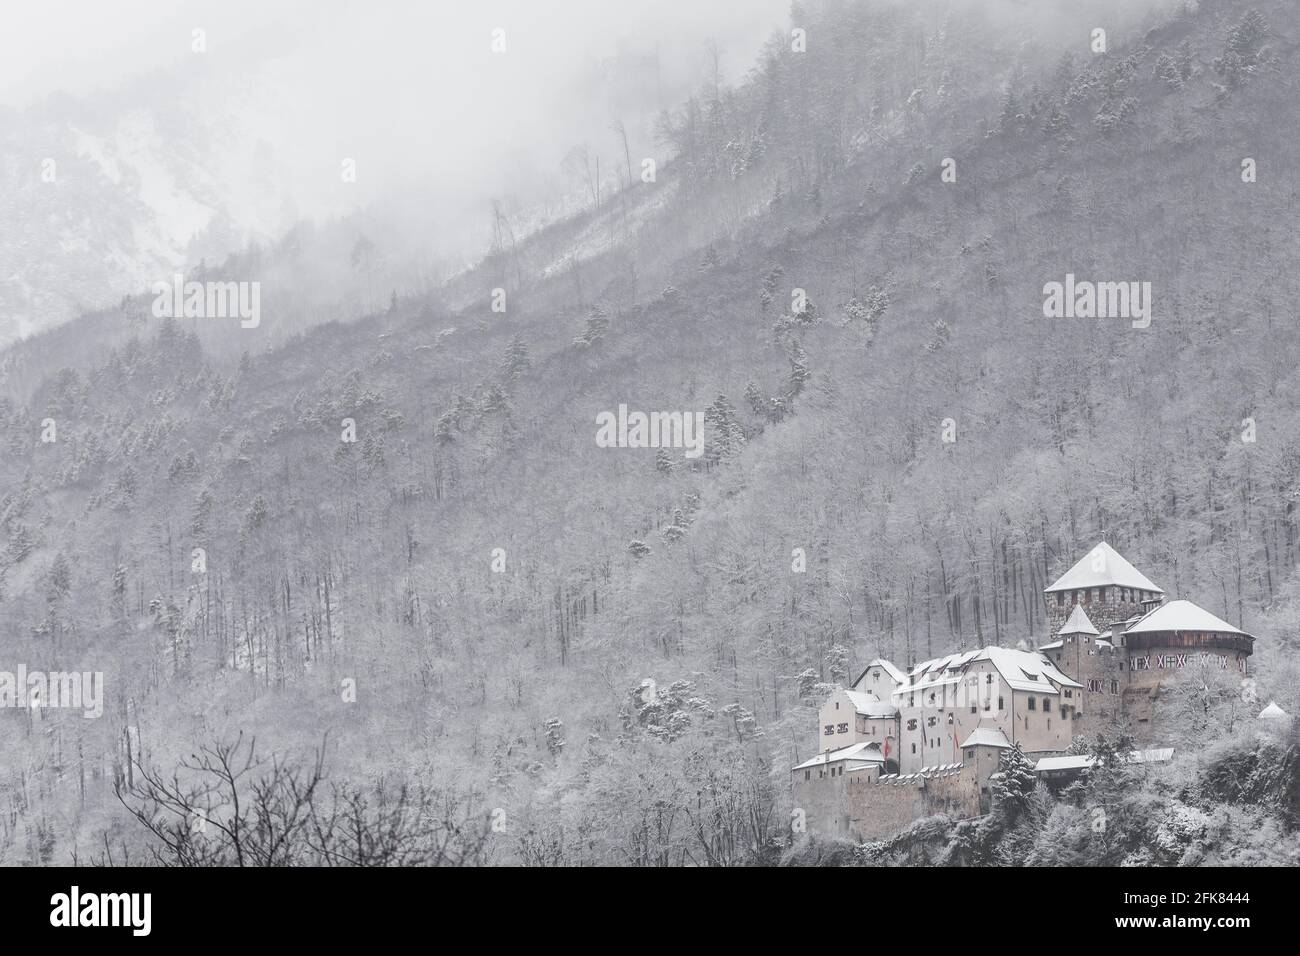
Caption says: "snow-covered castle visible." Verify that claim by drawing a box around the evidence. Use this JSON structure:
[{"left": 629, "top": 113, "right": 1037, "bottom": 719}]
[{"left": 791, "top": 542, "right": 1255, "bottom": 840}]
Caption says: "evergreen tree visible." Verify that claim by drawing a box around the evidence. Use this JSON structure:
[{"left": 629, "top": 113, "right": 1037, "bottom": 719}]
[
  {"left": 500, "top": 335, "right": 531, "bottom": 382},
  {"left": 990, "top": 744, "right": 1038, "bottom": 823}
]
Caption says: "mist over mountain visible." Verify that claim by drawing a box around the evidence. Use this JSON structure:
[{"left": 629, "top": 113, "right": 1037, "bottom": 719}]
[
  {"left": 0, "top": 0, "right": 789, "bottom": 348},
  {"left": 2, "top": 0, "right": 1299, "bottom": 871}
]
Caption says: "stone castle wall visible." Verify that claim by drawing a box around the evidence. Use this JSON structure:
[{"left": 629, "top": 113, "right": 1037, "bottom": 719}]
[
  {"left": 1045, "top": 588, "right": 1155, "bottom": 634},
  {"left": 793, "top": 765, "right": 982, "bottom": 842}
]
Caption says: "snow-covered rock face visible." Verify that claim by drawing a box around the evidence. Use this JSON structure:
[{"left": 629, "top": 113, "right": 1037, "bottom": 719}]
[{"left": 0, "top": 84, "right": 299, "bottom": 349}]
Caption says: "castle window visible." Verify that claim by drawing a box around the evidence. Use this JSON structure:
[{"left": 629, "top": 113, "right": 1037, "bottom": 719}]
[
  {"left": 824, "top": 724, "right": 834, "bottom": 736},
  {"left": 1057, "top": 592, "right": 1064, "bottom": 605},
  {"left": 911, "top": 743, "right": 917, "bottom": 754},
  {"left": 1111, "top": 680, "right": 1119, "bottom": 693},
  {"left": 967, "top": 749, "right": 975, "bottom": 759},
  {"left": 805, "top": 770, "right": 811, "bottom": 780},
  {"left": 837, "top": 723, "right": 848, "bottom": 734},
  {"left": 970, "top": 703, "right": 977, "bottom": 714},
  {"left": 1047, "top": 718, "right": 1051, "bottom": 729},
  {"left": 998, "top": 696, "right": 1004, "bottom": 710},
  {"left": 986, "top": 674, "right": 994, "bottom": 684},
  {"left": 947, "top": 713, "right": 954, "bottom": 725},
  {"left": 1027, "top": 697, "right": 1036, "bottom": 711}
]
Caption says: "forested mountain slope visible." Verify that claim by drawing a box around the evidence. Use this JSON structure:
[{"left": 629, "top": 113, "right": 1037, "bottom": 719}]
[{"left": 2, "top": 0, "right": 1299, "bottom": 865}]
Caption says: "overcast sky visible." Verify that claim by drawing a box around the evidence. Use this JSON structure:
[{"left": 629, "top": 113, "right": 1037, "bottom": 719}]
[
  {"left": 1, "top": 1, "right": 791, "bottom": 242},
  {"left": 0, "top": 0, "right": 1183, "bottom": 285}
]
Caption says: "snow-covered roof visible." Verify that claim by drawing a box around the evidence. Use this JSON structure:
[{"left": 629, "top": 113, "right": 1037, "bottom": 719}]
[
  {"left": 896, "top": 645, "right": 1082, "bottom": 696},
  {"left": 1124, "top": 599, "right": 1248, "bottom": 637},
  {"left": 792, "top": 741, "right": 887, "bottom": 772},
  {"left": 1258, "top": 701, "right": 1289, "bottom": 720},
  {"left": 843, "top": 690, "right": 899, "bottom": 719},
  {"left": 869, "top": 658, "right": 907, "bottom": 683},
  {"left": 987, "top": 646, "right": 1082, "bottom": 691},
  {"left": 1058, "top": 605, "right": 1100, "bottom": 636},
  {"left": 959, "top": 727, "right": 1012, "bottom": 749},
  {"left": 1039, "top": 640, "right": 1063, "bottom": 651},
  {"left": 851, "top": 658, "right": 907, "bottom": 689},
  {"left": 1044, "top": 542, "right": 1164, "bottom": 595},
  {"left": 1034, "top": 748, "right": 1174, "bottom": 773}
]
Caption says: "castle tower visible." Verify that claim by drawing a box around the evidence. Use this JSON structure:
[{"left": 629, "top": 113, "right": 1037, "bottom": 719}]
[
  {"left": 1120, "top": 600, "right": 1254, "bottom": 738},
  {"left": 1052, "top": 604, "right": 1099, "bottom": 681},
  {"left": 1043, "top": 541, "right": 1164, "bottom": 634},
  {"left": 1042, "top": 604, "right": 1122, "bottom": 737}
]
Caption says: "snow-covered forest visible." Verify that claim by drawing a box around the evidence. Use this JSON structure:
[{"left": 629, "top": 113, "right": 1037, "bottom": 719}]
[{"left": 1, "top": 0, "right": 1299, "bottom": 867}]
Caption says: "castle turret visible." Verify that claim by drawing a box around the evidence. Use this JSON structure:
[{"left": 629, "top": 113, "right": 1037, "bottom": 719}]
[
  {"left": 1043, "top": 541, "right": 1164, "bottom": 633},
  {"left": 1041, "top": 600, "right": 1123, "bottom": 737},
  {"left": 1053, "top": 604, "right": 1099, "bottom": 681}
]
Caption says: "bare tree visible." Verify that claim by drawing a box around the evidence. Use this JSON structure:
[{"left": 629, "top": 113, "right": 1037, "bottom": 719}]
[{"left": 113, "top": 734, "right": 493, "bottom": 866}]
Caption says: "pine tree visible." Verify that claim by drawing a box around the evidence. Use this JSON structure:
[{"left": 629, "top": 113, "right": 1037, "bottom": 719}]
[
  {"left": 500, "top": 335, "right": 531, "bottom": 381},
  {"left": 990, "top": 744, "right": 1038, "bottom": 822},
  {"left": 1042, "top": 105, "right": 1073, "bottom": 139},
  {"left": 787, "top": 341, "right": 811, "bottom": 396},
  {"left": 574, "top": 307, "right": 610, "bottom": 348},
  {"left": 435, "top": 410, "right": 456, "bottom": 445}
]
